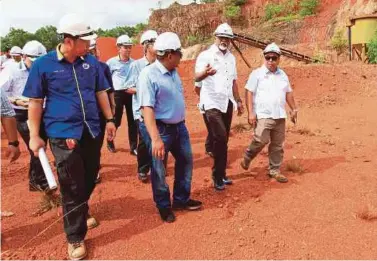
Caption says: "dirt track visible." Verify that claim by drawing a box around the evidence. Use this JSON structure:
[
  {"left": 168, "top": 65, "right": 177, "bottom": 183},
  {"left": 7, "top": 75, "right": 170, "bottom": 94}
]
[{"left": 1, "top": 61, "right": 377, "bottom": 260}]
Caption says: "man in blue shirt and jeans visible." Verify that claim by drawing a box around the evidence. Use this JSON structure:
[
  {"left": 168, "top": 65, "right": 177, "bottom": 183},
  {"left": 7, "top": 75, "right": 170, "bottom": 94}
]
[
  {"left": 23, "top": 14, "right": 116, "bottom": 260},
  {"left": 137, "top": 32, "right": 202, "bottom": 223}
]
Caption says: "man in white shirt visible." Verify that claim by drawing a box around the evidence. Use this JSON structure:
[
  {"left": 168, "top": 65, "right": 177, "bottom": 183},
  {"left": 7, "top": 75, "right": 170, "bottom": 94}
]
[
  {"left": 0, "top": 40, "right": 51, "bottom": 191},
  {"left": 240, "top": 43, "right": 298, "bottom": 183},
  {"left": 195, "top": 23, "right": 244, "bottom": 191}
]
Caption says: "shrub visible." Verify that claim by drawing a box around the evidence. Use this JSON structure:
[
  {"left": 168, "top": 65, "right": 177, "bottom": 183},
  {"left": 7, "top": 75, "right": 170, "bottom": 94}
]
[
  {"left": 331, "top": 29, "right": 348, "bottom": 55},
  {"left": 225, "top": 5, "right": 241, "bottom": 18},
  {"left": 299, "top": 0, "right": 319, "bottom": 16},
  {"left": 265, "top": 3, "right": 283, "bottom": 20},
  {"left": 367, "top": 30, "right": 377, "bottom": 64}
]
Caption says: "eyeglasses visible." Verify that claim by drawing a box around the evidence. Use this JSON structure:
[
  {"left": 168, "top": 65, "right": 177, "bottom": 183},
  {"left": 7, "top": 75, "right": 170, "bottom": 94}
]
[{"left": 265, "top": 55, "right": 279, "bottom": 62}]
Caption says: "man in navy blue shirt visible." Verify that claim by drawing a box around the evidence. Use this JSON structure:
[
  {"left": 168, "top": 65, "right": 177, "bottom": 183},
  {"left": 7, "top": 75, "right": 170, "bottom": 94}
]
[{"left": 23, "top": 14, "right": 116, "bottom": 260}]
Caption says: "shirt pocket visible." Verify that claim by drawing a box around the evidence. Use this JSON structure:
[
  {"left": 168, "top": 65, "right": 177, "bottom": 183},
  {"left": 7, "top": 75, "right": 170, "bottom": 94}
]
[{"left": 46, "top": 71, "right": 74, "bottom": 94}]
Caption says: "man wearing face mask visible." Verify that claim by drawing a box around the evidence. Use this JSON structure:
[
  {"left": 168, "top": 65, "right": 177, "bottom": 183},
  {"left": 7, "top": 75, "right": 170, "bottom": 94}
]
[
  {"left": 124, "top": 30, "right": 159, "bottom": 183},
  {"left": 23, "top": 14, "right": 116, "bottom": 260},
  {"left": 106, "top": 35, "right": 137, "bottom": 155},
  {"left": 240, "top": 43, "right": 298, "bottom": 183},
  {"left": 0, "top": 40, "right": 51, "bottom": 192},
  {"left": 195, "top": 23, "right": 244, "bottom": 191},
  {"left": 138, "top": 32, "right": 202, "bottom": 223}
]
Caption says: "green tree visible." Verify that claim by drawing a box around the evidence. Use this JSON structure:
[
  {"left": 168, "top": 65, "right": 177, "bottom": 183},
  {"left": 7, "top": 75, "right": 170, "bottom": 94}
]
[
  {"left": 34, "top": 26, "right": 59, "bottom": 51},
  {"left": 265, "top": 3, "right": 283, "bottom": 20},
  {"left": 299, "top": 0, "right": 319, "bottom": 16},
  {"left": 201, "top": 0, "right": 216, "bottom": 3},
  {"left": 367, "top": 31, "right": 377, "bottom": 64},
  {"left": 3, "top": 28, "right": 35, "bottom": 50}
]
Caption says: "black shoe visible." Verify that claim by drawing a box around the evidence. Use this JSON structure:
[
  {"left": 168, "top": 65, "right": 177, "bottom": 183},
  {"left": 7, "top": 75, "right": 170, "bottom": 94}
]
[
  {"left": 130, "top": 149, "right": 138, "bottom": 156},
  {"left": 158, "top": 208, "right": 176, "bottom": 223},
  {"left": 107, "top": 141, "right": 116, "bottom": 153},
  {"left": 173, "top": 199, "right": 202, "bottom": 211},
  {"left": 213, "top": 179, "right": 225, "bottom": 191},
  {"left": 206, "top": 151, "right": 214, "bottom": 158},
  {"left": 138, "top": 172, "right": 148, "bottom": 183},
  {"left": 223, "top": 177, "right": 233, "bottom": 185}
]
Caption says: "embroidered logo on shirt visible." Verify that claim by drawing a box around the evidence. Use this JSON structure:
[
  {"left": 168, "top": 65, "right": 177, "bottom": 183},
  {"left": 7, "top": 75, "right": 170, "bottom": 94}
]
[{"left": 83, "top": 63, "right": 90, "bottom": 70}]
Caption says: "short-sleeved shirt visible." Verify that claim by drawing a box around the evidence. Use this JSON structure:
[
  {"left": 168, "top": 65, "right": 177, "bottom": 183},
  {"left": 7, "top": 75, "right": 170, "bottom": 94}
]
[
  {"left": 1, "top": 87, "right": 16, "bottom": 117},
  {"left": 0, "top": 61, "right": 30, "bottom": 110},
  {"left": 126, "top": 56, "right": 150, "bottom": 120},
  {"left": 195, "top": 44, "right": 238, "bottom": 113},
  {"left": 137, "top": 60, "right": 185, "bottom": 124},
  {"left": 245, "top": 65, "right": 292, "bottom": 119},
  {"left": 99, "top": 61, "right": 114, "bottom": 93},
  {"left": 106, "top": 55, "right": 134, "bottom": 91},
  {"left": 23, "top": 45, "right": 110, "bottom": 139}
]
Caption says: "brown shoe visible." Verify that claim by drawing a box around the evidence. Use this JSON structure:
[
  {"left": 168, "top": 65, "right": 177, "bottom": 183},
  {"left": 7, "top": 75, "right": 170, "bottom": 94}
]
[
  {"left": 87, "top": 215, "right": 99, "bottom": 230},
  {"left": 240, "top": 158, "right": 250, "bottom": 170},
  {"left": 68, "top": 241, "right": 87, "bottom": 260},
  {"left": 269, "top": 169, "right": 288, "bottom": 183}
]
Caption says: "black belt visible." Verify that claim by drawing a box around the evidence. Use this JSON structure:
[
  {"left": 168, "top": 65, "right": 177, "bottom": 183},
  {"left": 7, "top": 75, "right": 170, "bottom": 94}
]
[{"left": 156, "top": 119, "right": 185, "bottom": 127}]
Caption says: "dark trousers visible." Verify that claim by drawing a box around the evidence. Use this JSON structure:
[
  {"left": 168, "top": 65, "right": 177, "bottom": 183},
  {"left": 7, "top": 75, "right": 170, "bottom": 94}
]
[
  {"left": 139, "top": 120, "right": 192, "bottom": 209},
  {"left": 114, "top": 91, "right": 137, "bottom": 151},
  {"left": 204, "top": 101, "right": 233, "bottom": 183},
  {"left": 14, "top": 109, "right": 49, "bottom": 191},
  {"left": 136, "top": 120, "right": 151, "bottom": 174},
  {"left": 202, "top": 114, "right": 214, "bottom": 153},
  {"left": 97, "top": 113, "right": 106, "bottom": 169},
  {"left": 49, "top": 128, "right": 101, "bottom": 243}
]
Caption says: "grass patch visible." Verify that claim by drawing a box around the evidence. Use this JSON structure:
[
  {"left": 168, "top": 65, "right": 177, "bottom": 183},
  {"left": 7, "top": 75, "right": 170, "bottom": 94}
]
[{"left": 285, "top": 159, "right": 305, "bottom": 174}]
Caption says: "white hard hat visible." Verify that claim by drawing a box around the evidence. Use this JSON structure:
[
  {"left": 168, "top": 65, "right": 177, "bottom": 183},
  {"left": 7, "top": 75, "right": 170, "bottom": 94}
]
[
  {"left": 116, "top": 35, "right": 133, "bottom": 46},
  {"left": 214, "top": 23, "right": 234, "bottom": 39},
  {"left": 154, "top": 32, "right": 181, "bottom": 53},
  {"left": 89, "top": 39, "right": 96, "bottom": 50},
  {"left": 57, "top": 13, "right": 97, "bottom": 40},
  {"left": 263, "top": 42, "right": 281, "bottom": 55},
  {"left": 10, "top": 46, "right": 22, "bottom": 56},
  {"left": 140, "top": 30, "right": 158, "bottom": 45},
  {"left": 22, "top": 40, "right": 47, "bottom": 61}
]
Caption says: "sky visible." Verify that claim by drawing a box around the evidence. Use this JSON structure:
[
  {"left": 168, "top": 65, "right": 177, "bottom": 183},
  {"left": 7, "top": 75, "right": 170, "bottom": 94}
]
[{"left": 0, "top": 0, "right": 193, "bottom": 36}]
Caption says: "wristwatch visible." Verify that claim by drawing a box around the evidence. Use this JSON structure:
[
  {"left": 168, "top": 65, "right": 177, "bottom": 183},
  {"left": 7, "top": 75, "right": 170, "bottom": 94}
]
[
  {"left": 106, "top": 118, "right": 116, "bottom": 124},
  {"left": 8, "top": 140, "right": 19, "bottom": 147}
]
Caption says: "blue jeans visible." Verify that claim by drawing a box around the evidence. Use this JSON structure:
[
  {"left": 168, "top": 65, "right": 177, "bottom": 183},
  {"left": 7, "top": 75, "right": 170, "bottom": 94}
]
[{"left": 139, "top": 120, "right": 193, "bottom": 209}]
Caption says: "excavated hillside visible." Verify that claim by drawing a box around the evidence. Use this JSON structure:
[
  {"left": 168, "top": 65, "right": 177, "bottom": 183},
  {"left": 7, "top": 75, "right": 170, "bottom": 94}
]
[{"left": 149, "top": 0, "right": 377, "bottom": 59}]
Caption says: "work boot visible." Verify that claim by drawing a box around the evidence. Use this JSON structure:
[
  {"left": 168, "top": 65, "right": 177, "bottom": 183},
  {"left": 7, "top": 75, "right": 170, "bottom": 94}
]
[
  {"left": 87, "top": 215, "right": 99, "bottom": 229},
  {"left": 269, "top": 169, "right": 288, "bottom": 183},
  {"left": 68, "top": 241, "right": 87, "bottom": 260},
  {"left": 158, "top": 208, "right": 176, "bottom": 223},
  {"left": 240, "top": 158, "right": 251, "bottom": 170}
]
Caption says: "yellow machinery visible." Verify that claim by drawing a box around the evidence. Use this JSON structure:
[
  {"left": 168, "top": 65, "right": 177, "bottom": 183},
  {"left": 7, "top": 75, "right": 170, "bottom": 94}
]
[{"left": 347, "top": 14, "right": 377, "bottom": 62}]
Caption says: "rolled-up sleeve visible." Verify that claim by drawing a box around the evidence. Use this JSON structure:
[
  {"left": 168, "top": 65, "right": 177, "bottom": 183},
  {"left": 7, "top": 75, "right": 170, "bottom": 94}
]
[
  {"left": 23, "top": 60, "right": 45, "bottom": 99},
  {"left": 245, "top": 70, "right": 258, "bottom": 93},
  {"left": 1, "top": 88, "right": 15, "bottom": 117},
  {"left": 137, "top": 69, "right": 156, "bottom": 108}
]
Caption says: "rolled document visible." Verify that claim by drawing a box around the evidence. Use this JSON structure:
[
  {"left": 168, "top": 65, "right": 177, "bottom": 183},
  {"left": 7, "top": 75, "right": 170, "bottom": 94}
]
[{"left": 38, "top": 147, "right": 58, "bottom": 190}]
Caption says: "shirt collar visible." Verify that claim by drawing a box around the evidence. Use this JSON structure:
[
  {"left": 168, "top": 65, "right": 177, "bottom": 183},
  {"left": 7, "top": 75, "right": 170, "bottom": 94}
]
[
  {"left": 56, "top": 44, "right": 85, "bottom": 62},
  {"left": 262, "top": 64, "right": 281, "bottom": 75},
  {"left": 155, "top": 60, "right": 171, "bottom": 75},
  {"left": 116, "top": 55, "right": 132, "bottom": 63},
  {"left": 209, "top": 44, "right": 230, "bottom": 56}
]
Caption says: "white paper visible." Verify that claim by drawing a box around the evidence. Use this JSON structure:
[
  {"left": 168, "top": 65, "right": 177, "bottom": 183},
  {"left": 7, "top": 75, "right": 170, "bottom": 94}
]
[{"left": 38, "top": 148, "right": 57, "bottom": 190}]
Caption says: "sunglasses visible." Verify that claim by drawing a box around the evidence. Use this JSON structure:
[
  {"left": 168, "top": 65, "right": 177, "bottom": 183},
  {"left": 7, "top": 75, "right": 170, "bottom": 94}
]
[{"left": 265, "top": 55, "right": 279, "bottom": 62}]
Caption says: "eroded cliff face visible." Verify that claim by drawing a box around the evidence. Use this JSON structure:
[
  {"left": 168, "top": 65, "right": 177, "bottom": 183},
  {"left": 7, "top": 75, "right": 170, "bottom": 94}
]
[
  {"left": 149, "top": 2, "right": 224, "bottom": 46},
  {"left": 148, "top": 0, "right": 377, "bottom": 47}
]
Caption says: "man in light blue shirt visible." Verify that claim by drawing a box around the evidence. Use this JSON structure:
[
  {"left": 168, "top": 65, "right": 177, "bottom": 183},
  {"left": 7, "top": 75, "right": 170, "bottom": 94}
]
[
  {"left": 137, "top": 32, "right": 202, "bottom": 223},
  {"left": 124, "top": 30, "right": 158, "bottom": 183},
  {"left": 106, "top": 34, "right": 136, "bottom": 154}
]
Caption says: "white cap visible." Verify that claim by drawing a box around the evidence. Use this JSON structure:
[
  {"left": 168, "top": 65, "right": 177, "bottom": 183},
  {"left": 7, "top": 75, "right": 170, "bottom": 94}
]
[
  {"left": 140, "top": 30, "right": 158, "bottom": 45},
  {"left": 57, "top": 13, "right": 97, "bottom": 41},
  {"left": 154, "top": 32, "right": 181, "bottom": 53},
  {"left": 263, "top": 43, "right": 281, "bottom": 55},
  {"left": 22, "top": 40, "right": 47, "bottom": 61},
  {"left": 116, "top": 35, "right": 133, "bottom": 46},
  {"left": 89, "top": 39, "right": 96, "bottom": 50},
  {"left": 214, "top": 23, "right": 234, "bottom": 39},
  {"left": 10, "top": 46, "right": 22, "bottom": 56}
]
